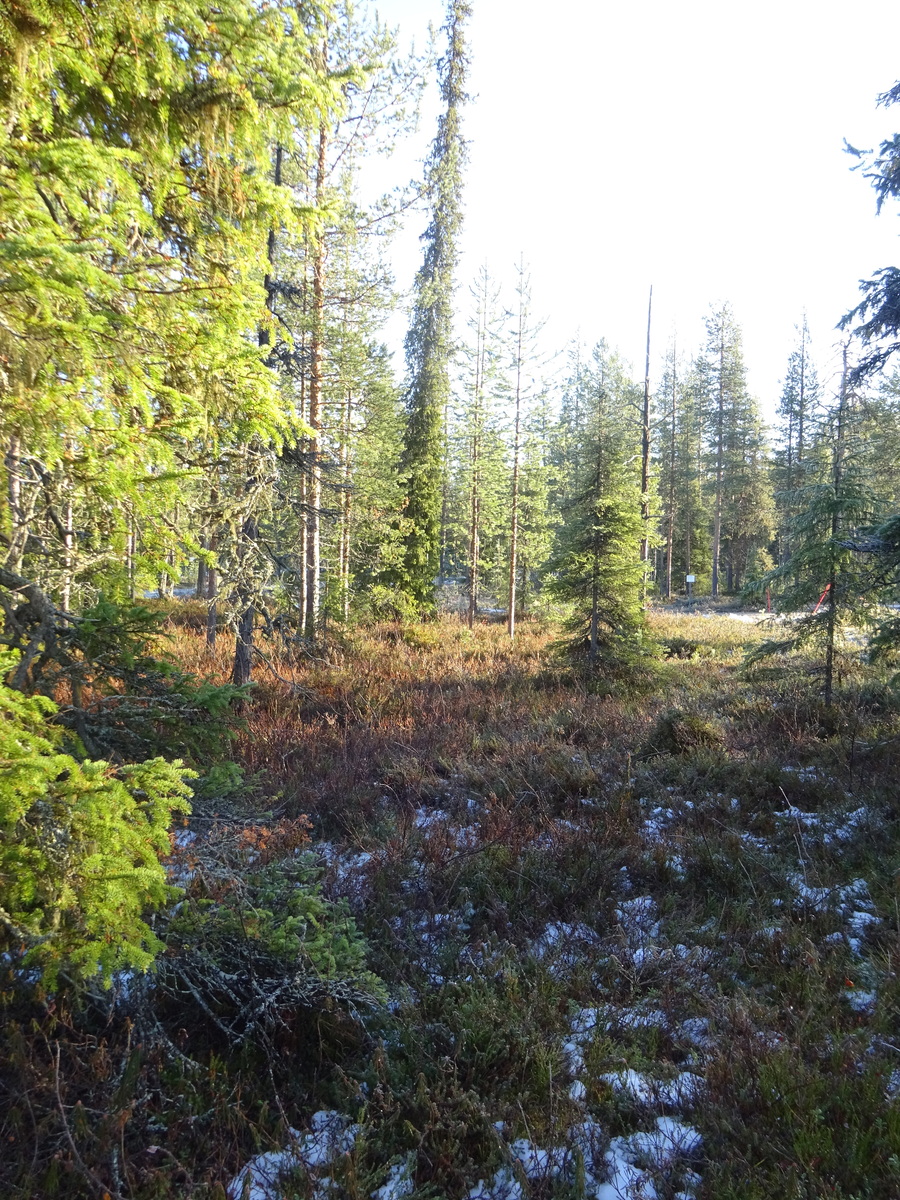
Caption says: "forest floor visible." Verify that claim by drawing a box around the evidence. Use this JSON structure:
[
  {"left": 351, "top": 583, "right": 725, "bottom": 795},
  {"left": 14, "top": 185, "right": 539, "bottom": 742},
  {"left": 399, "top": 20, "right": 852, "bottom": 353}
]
[
  {"left": 180, "top": 607, "right": 900, "bottom": 1200},
  {"left": 106, "top": 611, "right": 900, "bottom": 1197}
]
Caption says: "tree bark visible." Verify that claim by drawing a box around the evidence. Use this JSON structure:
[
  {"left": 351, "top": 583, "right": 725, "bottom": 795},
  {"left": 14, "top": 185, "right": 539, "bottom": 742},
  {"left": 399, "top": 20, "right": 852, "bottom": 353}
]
[
  {"left": 232, "top": 568, "right": 255, "bottom": 687},
  {"left": 196, "top": 535, "right": 208, "bottom": 600}
]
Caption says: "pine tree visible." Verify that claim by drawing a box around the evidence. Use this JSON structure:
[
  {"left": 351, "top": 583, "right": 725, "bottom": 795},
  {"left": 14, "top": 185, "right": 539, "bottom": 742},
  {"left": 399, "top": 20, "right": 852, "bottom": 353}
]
[{"left": 394, "top": 0, "right": 470, "bottom": 614}]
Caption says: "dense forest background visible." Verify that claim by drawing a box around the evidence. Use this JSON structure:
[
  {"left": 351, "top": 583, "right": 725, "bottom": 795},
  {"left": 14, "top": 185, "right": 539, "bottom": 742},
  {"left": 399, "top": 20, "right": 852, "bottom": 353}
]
[
  {"left": 5, "top": 0, "right": 900, "bottom": 667},
  {"left": 5, "top": 2, "right": 900, "bottom": 1198}
]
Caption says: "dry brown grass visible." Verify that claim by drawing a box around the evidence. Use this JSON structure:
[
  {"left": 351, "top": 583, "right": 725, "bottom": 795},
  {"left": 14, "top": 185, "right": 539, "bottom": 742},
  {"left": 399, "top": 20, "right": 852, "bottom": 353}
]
[{"left": 9, "top": 604, "right": 900, "bottom": 1199}]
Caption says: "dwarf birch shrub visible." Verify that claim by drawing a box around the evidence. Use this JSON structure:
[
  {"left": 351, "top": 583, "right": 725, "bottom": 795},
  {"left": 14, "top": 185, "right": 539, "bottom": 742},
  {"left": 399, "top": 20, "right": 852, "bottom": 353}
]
[{"left": 0, "top": 650, "right": 192, "bottom": 986}]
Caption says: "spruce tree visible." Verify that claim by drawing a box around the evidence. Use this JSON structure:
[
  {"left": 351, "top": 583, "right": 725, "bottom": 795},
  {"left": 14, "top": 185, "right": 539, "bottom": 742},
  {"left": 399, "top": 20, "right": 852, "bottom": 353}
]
[
  {"left": 841, "top": 82, "right": 900, "bottom": 379},
  {"left": 654, "top": 341, "right": 711, "bottom": 596},
  {"left": 749, "top": 349, "right": 878, "bottom": 705},
  {"left": 514, "top": 392, "right": 555, "bottom": 617},
  {"left": 0, "top": 0, "right": 337, "bottom": 612},
  {"left": 547, "top": 345, "right": 645, "bottom": 666},
  {"left": 773, "top": 317, "right": 821, "bottom": 565},
  {"left": 506, "top": 258, "right": 546, "bottom": 637},
  {"left": 696, "top": 303, "right": 773, "bottom": 594},
  {"left": 456, "top": 266, "right": 507, "bottom": 625},
  {"left": 394, "top": 0, "right": 470, "bottom": 613}
]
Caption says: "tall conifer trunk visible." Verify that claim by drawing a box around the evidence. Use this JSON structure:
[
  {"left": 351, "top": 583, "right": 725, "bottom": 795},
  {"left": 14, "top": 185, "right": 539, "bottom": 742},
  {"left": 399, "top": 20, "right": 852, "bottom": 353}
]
[
  {"left": 639, "top": 287, "right": 652, "bottom": 594},
  {"left": 507, "top": 264, "right": 528, "bottom": 639},
  {"left": 4, "top": 432, "right": 25, "bottom": 573},
  {"left": 466, "top": 297, "right": 485, "bottom": 628},
  {"left": 196, "top": 537, "right": 208, "bottom": 601},
  {"left": 711, "top": 327, "right": 725, "bottom": 597},
  {"left": 305, "top": 117, "right": 328, "bottom": 639},
  {"left": 339, "top": 387, "right": 352, "bottom": 620},
  {"left": 507, "top": 341, "right": 523, "bottom": 638},
  {"left": 206, "top": 527, "right": 218, "bottom": 651},
  {"left": 824, "top": 347, "right": 849, "bottom": 708},
  {"left": 395, "top": 1, "right": 469, "bottom": 613},
  {"left": 231, "top": 145, "right": 283, "bottom": 685},
  {"left": 665, "top": 351, "right": 676, "bottom": 599}
]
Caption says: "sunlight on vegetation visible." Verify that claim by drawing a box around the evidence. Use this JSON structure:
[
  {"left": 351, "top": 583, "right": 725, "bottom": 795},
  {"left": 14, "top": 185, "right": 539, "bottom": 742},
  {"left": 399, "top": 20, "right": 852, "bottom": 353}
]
[{"left": 3, "top": 1, "right": 900, "bottom": 1197}]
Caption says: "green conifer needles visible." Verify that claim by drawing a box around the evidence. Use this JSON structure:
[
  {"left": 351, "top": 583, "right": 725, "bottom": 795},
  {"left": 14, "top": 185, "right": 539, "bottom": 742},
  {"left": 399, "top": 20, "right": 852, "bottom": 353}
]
[
  {"left": 0, "top": 651, "right": 192, "bottom": 985},
  {"left": 394, "top": 1, "right": 470, "bottom": 612}
]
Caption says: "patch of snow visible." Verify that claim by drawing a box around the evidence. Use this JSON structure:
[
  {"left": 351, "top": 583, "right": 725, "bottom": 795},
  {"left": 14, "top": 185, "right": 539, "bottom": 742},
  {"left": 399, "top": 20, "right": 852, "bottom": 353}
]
[
  {"left": 324, "top": 848, "right": 374, "bottom": 897},
  {"left": 781, "top": 765, "right": 819, "bottom": 783},
  {"left": 509, "top": 1139, "right": 571, "bottom": 1179},
  {"left": 784, "top": 875, "right": 881, "bottom": 956},
  {"left": 624, "top": 1116, "right": 703, "bottom": 1164},
  {"left": 616, "top": 897, "right": 660, "bottom": 943},
  {"left": 678, "top": 1017, "right": 711, "bottom": 1048},
  {"left": 571, "top": 1007, "right": 603, "bottom": 1037},
  {"left": 740, "top": 832, "right": 772, "bottom": 854},
  {"left": 605, "top": 1007, "right": 667, "bottom": 1033},
  {"left": 226, "top": 1111, "right": 359, "bottom": 1200},
  {"left": 601, "top": 1069, "right": 705, "bottom": 1109},
  {"left": 777, "top": 804, "right": 872, "bottom": 847},
  {"left": 562, "top": 1038, "right": 585, "bottom": 1075},
  {"left": 593, "top": 1154, "right": 657, "bottom": 1200},
  {"left": 531, "top": 922, "right": 601, "bottom": 973},
  {"left": 465, "top": 1167, "right": 523, "bottom": 1200},
  {"left": 776, "top": 805, "right": 821, "bottom": 828},
  {"left": 844, "top": 988, "right": 877, "bottom": 1013},
  {"left": 371, "top": 1157, "right": 414, "bottom": 1200},
  {"left": 823, "top": 807, "right": 869, "bottom": 845},
  {"left": 587, "top": 1116, "right": 702, "bottom": 1198},
  {"left": 847, "top": 909, "right": 881, "bottom": 937},
  {"left": 666, "top": 854, "right": 687, "bottom": 880},
  {"left": 569, "top": 1079, "right": 587, "bottom": 1102},
  {"left": 414, "top": 807, "right": 451, "bottom": 830}
]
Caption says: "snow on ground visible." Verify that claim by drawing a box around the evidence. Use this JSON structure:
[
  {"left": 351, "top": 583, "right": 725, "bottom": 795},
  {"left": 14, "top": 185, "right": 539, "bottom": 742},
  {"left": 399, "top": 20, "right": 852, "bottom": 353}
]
[
  {"left": 776, "top": 802, "right": 873, "bottom": 846},
  {"left": 601, "top": 1068, "right": 705, "bottom": 1109},
  {"left": 226, "top": 1111, "right": 359, "bottom": 1200},
  {"left": 789, "top": 874, "right": 881, "bottom": 956},
  {"left": 572, "top": 1117, "right": 702, "bottom": 1200},
  {"left": 293, "top": 756, "right": 885, "bottom": 1200},
  {"left": 371, "top": 1156, "right": 416, "bottom": 1200},
  {"left": 530, "top": 922, "right": 602, "bottom": 974},
  {"left": 465, "top": 1118, "right": 702, "bottom": 1200},
  {"left": 566, "top": 1004, "right": 710, "bottom": 1111}
]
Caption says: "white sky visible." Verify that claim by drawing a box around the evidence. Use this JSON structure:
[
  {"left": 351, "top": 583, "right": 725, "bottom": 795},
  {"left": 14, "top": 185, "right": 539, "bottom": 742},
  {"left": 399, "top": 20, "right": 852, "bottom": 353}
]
[{"left": 369, "top": 0, "right": 900, "bottom": 417}]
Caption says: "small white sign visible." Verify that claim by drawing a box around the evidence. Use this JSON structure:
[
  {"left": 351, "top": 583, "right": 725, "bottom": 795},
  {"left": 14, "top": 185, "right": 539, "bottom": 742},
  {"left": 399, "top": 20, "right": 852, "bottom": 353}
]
[{"left": 685, "top": 575, "right": 696, "bottom": 583}]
